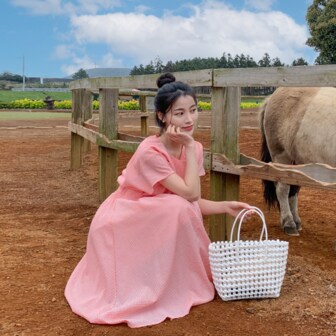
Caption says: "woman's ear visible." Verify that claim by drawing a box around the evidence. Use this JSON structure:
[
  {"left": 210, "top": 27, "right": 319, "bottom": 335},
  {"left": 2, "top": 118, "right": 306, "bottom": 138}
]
[{"left": 157, "top": 112, "right": 165, "bottom": 123}]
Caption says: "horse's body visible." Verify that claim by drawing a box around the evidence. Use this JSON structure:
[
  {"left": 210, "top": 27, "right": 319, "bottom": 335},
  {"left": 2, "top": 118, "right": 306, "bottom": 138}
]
[{"left": 259, "top": 87, "right": 336, "bottom": 235}]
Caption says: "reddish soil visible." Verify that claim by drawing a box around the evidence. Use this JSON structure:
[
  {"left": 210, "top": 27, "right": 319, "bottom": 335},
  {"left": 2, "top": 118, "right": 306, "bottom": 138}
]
[{"left": 0, "top": 110, "right": 335, "bottom": 336}]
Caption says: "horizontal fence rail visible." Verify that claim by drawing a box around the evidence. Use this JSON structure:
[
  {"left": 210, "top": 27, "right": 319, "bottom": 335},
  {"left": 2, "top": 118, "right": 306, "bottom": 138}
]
[
  {"left": 69, "top": 121, "right": 336, "bottom": 191},
  {"left": 70, "top": 69, "right": 213, "bottom": 91},
  {"left": 214, "top": 65, "right": 336, "bottom": 87}
]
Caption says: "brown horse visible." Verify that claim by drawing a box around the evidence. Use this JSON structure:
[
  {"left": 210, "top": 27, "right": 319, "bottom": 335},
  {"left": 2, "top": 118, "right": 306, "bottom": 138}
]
[{"left": 259, "top": 86, "right": 336, "bottom": 236}]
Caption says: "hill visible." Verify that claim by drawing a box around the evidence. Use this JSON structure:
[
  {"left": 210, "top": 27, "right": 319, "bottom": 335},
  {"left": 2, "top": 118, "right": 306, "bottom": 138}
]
[{"left": 70, "top": 67, "right": 131, "bottom": 78}]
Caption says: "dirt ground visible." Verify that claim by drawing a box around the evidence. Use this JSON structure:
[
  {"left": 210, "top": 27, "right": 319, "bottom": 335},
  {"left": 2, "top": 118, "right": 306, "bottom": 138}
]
[{"left": 0, "top": 110, "right": 335, "bottom": 336}]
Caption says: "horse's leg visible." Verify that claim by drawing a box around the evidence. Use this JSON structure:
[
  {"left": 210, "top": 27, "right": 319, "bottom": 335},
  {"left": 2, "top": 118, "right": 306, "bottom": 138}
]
[
  {"left": 289, "top": 189, "right": 302, "bottom": 231},
  {"left": 275, "top": 182, "right": 300, "bottom": 236}
]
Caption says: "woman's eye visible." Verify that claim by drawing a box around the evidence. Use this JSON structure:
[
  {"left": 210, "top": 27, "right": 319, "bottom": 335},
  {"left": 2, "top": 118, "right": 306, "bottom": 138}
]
[{"left": 190, "top": 109, "right": 197, "bottom": 113}]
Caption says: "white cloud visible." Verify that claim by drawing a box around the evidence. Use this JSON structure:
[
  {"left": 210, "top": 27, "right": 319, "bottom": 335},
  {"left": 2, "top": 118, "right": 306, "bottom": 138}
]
[
  {"left": 101, "top": 53, "right": 124, "bottom": 67},
  {"left": 58, "top": 49, "right": 124, "bottom": 75},
  {"left": 244, "top": 0, "right": 276, "bottom": 11},
  {"left": 61, "top": 54, "right": 95, "bottom": 75},
  {"left": 54, "top": 44, "right": 74, "bottom": 59},
  {"left": 69, "top": 0, "right": 310, "bottom": 66}
]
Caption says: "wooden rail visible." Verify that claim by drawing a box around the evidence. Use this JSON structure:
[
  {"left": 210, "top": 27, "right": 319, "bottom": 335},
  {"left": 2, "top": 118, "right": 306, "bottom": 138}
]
[
  {"left": 70, "top": 121, "right": 336, "bottom": 191},
  {"left": 69, "top": 64, "right": 336, "bottom": 241}
]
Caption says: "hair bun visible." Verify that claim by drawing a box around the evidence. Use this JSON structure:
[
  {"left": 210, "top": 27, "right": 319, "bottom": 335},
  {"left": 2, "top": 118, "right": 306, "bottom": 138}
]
[{"left": 156, "top": 73, "right": 176, "bottom": 88}]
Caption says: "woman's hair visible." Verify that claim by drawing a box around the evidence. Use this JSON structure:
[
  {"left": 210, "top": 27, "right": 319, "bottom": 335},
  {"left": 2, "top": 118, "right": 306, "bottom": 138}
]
[{"left": 154, "top": 73, "right": 197, "bottom": 129}]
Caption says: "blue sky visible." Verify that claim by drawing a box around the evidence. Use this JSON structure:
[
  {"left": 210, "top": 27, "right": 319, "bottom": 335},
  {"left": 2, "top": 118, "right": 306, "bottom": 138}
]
[{"left": 0, "top": 0, "right": 317, "bottom": 78}]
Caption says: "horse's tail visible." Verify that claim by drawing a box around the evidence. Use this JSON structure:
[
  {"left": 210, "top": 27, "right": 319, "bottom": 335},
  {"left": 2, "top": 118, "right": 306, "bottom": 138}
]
[{"left": 259, "top": 99, "right": 279, "bottom": 208}]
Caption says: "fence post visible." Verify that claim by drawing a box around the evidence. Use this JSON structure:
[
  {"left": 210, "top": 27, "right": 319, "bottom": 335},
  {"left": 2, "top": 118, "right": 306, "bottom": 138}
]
[
  {"left": 139, "top": 95, "right": 148, "bottom": 137},
  {"left": 209, "top": 86, "right": 241, "bottom": 242},
  {"left": 98, "top": 88, "right": 119, "bottom": 201},
  {"left": 70, "top": 89, "right": 84, "bottom": 170},
  {"left": 82, "top": 89, "right": 93, "bottom": 153}
]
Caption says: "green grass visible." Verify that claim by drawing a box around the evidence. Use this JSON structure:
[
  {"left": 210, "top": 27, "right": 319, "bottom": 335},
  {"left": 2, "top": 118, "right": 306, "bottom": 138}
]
[
  {"left": 0, "top": 90, "right": 71, "bottom": 103},
  {"left": 0, "top": 111, "right": 71, "bottom": 120},
  {"left": 241, "top": 96, "right": 266, "bottom": 103}
]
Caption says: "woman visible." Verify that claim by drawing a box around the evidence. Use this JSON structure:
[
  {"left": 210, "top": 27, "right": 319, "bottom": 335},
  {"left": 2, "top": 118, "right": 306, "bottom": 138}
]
[{"left": 65, "top": 73, "right": 251, "bottom": 328}]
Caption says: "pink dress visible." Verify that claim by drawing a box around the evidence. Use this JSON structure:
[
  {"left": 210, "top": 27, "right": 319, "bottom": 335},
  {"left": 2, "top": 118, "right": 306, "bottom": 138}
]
[{"left": 64, "top": 135, "right": 215, "bottom": 328}]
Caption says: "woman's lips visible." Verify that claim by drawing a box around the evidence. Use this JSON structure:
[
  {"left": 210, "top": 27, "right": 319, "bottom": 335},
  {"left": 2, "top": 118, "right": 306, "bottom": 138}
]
[{"left": 182, "top": 125, "right": 193, "bottom": 132}]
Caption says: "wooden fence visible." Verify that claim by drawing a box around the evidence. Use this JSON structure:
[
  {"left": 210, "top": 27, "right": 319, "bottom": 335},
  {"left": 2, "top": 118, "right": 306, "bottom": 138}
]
[{"left": 69, "top": 65, "right": 336, "bottom": 242}]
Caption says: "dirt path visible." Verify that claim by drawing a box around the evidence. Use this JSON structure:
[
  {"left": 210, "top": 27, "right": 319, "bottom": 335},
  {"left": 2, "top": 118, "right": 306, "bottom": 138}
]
[{"left": 0, "top": 112, "right": 335, "bottom": 336}]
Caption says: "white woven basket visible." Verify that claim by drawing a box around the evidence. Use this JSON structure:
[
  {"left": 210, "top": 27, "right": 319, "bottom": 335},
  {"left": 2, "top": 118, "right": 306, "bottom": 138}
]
[{"left": 209, "top": 207, "right": 288, "bottom": 301}]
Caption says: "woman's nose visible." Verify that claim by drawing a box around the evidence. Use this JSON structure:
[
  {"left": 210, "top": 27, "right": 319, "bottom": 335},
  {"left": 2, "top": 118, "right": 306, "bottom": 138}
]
[{"left": 185, "top": 112, "right": 193, "bottom": 123}]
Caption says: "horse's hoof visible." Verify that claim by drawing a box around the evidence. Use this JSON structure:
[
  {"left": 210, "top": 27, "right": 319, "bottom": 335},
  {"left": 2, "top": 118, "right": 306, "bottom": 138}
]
[
  {"left": 284, "top": 227, "right": 300, "bottom": 236},
  {"left": 295, "top": 221, "right": 302, "bottom": 231}
]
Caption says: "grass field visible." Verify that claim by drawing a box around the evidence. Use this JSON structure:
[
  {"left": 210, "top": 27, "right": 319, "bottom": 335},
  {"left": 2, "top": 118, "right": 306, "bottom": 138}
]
[
  {"left": 0, "top": 90, "right": 72, "bottom": 103},
  {"left": 0, "top": 111, "right": 71, "bottom": 120}
]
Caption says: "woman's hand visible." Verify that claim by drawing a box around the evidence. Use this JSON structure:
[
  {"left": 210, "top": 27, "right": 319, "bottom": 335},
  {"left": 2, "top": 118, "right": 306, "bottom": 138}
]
[
  {"left": 222, "top": 201, "right": 252, "bottom": 218},
  {"left": 198, "top": 199, "right": 253, "bottom": 217},
  {"left": 164, "top": 124, "right": 194, "bottom": 147}
]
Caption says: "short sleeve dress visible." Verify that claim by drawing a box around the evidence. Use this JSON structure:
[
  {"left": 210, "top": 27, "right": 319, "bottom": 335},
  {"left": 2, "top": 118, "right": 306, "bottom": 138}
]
[{"left": 64, "top": 135, "right": 215, "bottom": 328}]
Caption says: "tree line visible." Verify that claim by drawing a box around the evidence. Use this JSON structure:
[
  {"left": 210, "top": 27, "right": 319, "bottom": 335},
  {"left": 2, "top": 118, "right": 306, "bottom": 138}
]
[
  {"left": 130, "top": 53, "right": 308, "bottom": 75},
  {"left": 0, "top": 71, "right": 23, "bottom": 83}
]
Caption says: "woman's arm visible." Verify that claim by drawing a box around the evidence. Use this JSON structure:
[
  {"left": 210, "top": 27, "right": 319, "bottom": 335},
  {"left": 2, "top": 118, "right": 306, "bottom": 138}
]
[
  {"left": 198, "top": 198, "right": 251, "bottom": 217},
  {"left": 159, "top": 124, "right": 201, "bottom": 202},
  {"left": 160, "top": 142, "right": 200, "bottom": 202}
]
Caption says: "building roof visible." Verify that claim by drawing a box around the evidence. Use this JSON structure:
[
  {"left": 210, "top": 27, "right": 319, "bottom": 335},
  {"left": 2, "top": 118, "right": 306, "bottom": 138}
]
[{"left": 84, "top": 67, "right": 131, "bottom": 78}]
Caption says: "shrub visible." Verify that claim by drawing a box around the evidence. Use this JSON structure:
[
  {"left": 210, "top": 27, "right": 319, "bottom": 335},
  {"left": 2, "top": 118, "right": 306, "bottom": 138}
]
[
  {"left": 198, "top": 101, "right": 211, "bottom": 110},
  {"left": 198, "top": 101, "right": 261, "bottom": 110},
  {"left": 10, "top": 99, "right": 45, "bottom": 109},
  {"left": 240, "top": 102, "right": 261, "bottom": 109},
  {"left": 0, "top": 102, "right": 10, "bottom": 108},
  {"left": 93, "top": 100, "right": 99, "bottom": 110},
  {"left": 0, "top": 98, "right": 262, "bottom": 110},
  {"left": 118, "top": 99, "right": 139, "bottom": 110},
  {"left": 54, "top": 100, "right": 72, "bottom": 109}
]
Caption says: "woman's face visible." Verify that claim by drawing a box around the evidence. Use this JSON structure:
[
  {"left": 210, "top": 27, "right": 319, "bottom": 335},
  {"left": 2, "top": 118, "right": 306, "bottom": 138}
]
[{"left": 160, "top": 95, "right": 198, "bottom": 135}]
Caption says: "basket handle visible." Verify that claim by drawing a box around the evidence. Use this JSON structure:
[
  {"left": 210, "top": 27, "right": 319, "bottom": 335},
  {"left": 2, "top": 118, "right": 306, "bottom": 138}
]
[{"left": 229, "top": 206, "right": 268, "bottom": 242}]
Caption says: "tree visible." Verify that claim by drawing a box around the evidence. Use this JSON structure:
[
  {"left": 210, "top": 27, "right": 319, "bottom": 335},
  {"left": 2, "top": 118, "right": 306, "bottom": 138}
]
[
  {"left": 292, "top": 57, "right": 309, "bottom": 66},
  {"left": 258, "top": 53, "right": 272, "bottom": 67},
  {"left": 306, "top": 0, "right": 336, "bottom": 64},
  {"left": 218, "top": 53, "right": 228, "bottom": 68},
  {"left": 144, "top": 61, "right": 155, "bottom": 74},
  {"left": 0, "top": 71, "right": 22, "bottom": 82},
  {"left": 163, "top": 61, "right": 175, "bottom": 73},
  {"left": 153, "top": 57, "right": 164, "bottom": 73},
  {"left": 72, "top": 68, "right": 89, "bottom": 80},
  {"left": 130, "top": 65, "right": 140, "bottom": 75},
  {"left": 245, "top": 55, "right": 258, "bottom": 67},
  {"left": 227, "top": 53, "right": 235, "bottom": 68},
  {"left": 271, "top": 57, "right": 285, "bottom": 67}
]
